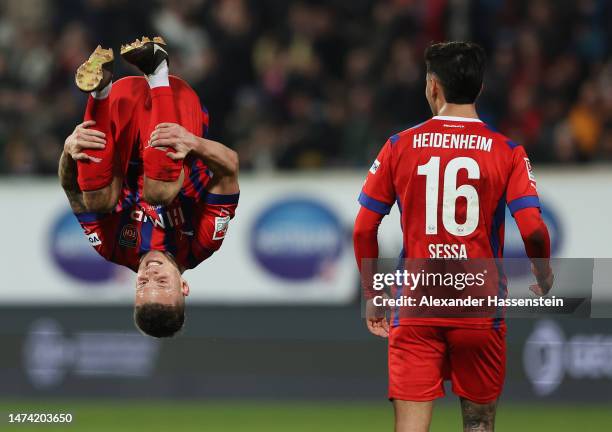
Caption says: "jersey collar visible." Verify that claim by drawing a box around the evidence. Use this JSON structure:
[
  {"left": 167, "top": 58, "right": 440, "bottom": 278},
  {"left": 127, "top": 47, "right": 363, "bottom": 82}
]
[{"left": 432, "top": 115, "right": 483, "bottom": 122}]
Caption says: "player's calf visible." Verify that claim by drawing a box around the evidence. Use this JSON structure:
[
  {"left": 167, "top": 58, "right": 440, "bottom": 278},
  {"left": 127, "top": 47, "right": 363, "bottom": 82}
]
[
  {"left": 393, "top": 400, "right": 433, "bottom": 432},
  {"left": 460, "top": 398, "right": 497, "bottom": 432}
]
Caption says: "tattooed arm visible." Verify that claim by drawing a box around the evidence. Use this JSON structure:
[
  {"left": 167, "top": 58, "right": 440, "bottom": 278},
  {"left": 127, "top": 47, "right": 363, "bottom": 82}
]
[
  {"left": 59, "top": 150, "right": 87, "bottom": 214},
  {"left": 59, "top": 120, "right": 108, "bottom": 214}
]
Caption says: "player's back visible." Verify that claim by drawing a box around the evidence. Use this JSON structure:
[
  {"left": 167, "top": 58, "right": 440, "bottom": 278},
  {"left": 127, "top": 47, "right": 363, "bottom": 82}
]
[
  {"left": 359, "top": 114, "right": 540, "bottom": 328},
  {"left": 389, "top": 116, "right": 535, "bottom": 260}
]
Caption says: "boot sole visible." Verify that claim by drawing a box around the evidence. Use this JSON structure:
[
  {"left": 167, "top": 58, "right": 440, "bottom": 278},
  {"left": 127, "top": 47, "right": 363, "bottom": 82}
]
[
  {"left": 120, "top": 36, "right": 166, "bottom": 57},
  {"left": 75, "top": 46, "right": 114, "bottom": 92}
]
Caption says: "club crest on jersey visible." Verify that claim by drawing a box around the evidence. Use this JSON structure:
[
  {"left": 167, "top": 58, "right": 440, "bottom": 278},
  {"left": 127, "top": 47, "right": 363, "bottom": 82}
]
[
  {"left": 87, "top": 232, "right": 102, "bottom": 247},
  {"left": 524, "top": 157, "right": 536, "bottom": 181},
  {"left": 369, "top": 159, "right": 381, "bottom": 175},
  {"left": 119, "top": 224, "right": 139, "bottom": 248},
  {"left": 213, "top": 215, "right": 231, "bottom": 240}
]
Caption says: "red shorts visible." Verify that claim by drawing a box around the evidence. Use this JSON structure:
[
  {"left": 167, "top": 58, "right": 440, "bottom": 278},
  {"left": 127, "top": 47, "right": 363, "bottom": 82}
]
[
  {"left": 77, "top": 76, "right": 206, "bottom": 191},
  {"left": 388, "top": 324, "right": 506, "bottom": 404}
]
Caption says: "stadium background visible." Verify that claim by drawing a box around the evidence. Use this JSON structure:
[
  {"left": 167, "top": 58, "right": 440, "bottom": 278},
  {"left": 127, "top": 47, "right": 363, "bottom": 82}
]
[{"left": 1, "top": 0, "right": 611, "bottom": 430}]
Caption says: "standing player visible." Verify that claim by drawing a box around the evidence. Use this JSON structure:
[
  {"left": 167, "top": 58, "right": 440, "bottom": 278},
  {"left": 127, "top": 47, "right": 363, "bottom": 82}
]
[
  {"left": 58, "top": 37, "right": 239, "bottom": 338},
  {"left": 353, "top": 42, "right": 554, "bottom": 431}
]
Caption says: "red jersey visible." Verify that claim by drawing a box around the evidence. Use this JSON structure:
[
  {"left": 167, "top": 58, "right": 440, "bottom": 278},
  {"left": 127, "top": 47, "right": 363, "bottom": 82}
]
[
  {"left": 359, "top": 115, "right": 540, "bottom": 328},
  {"left": 75, "top": 164, "right": 238, "bottom": 272}
]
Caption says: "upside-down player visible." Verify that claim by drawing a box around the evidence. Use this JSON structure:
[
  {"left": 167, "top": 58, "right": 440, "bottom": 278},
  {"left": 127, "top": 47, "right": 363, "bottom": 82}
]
[
  {"left": 58, "top": 37, "right": 239, "bottom": 338},
  {"left": 353, "top": 42, "right": 554, "bottom": 431}
]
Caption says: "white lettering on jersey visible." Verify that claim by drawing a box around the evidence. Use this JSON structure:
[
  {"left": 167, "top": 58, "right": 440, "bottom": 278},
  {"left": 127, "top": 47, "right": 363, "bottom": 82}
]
[
  {"left": 413, "top": 133, "right": 492, "bottom": 152},
  {"left": 369, "top": 159, "right": 381, "bottom": 175},
  {"left": 428, "top": 243, "right": 468, "bottom": 259},
  {"left": 88, "top": 232, "right": 102, "bottom": 247},
  {"left": 130, "top": 208, "right": 186, "bottom": 229}
]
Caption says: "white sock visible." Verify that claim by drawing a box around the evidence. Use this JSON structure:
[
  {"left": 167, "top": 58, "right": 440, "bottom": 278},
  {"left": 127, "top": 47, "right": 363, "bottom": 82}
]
[
  {"left": 146, "top": 59, "right": 170, "bottom": 88},
  {"left": 91, "top": 81, "right": 112, "bottom": 99}
]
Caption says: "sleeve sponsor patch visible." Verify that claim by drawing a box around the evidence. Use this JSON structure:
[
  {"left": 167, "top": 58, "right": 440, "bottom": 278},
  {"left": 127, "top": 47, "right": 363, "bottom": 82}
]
[
  {"left": 87, "top": 232, "right": 102, "bottom": 247},
  {"left": 524, "top": 157, "right": 536, "bottom": 181},
  {"left": 369, "top": 159, "right": 381, "bottom": 175},
  {"left": 212, "top": 215, "right": 231, "bottom": 240}
]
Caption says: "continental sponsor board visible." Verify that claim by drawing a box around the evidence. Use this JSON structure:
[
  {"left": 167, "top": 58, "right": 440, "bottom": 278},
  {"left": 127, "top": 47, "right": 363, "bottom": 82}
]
[{"left": 0, "top": 169, "right": 610, "bottom": 304}]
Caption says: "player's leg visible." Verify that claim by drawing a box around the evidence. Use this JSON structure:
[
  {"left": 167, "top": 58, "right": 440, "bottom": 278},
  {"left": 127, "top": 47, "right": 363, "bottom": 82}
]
[
  {"left": 121, "top": 37, "right": 184, "bottom": 205},
  {"left": 459, "top": 398, "right": 497, "bottom": 432},
  {"left": 172, "top": 80, "right": 238, "bottom": 196},
  {"left": 74, "top": 46, "right": 121, "bottom": 213},
  {"left": 447, "top": 326, "right": 506, "bottom": 432},
  {"left": 393, "top": 400, "right": 433, "bottom": 432},
  {"left": 388, "top": 325, "right": 446, "bottom": 432}
]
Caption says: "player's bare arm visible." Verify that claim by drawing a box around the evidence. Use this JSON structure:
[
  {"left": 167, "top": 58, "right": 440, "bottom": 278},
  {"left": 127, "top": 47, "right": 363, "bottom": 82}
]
[
  {"left": 149, "top": 122, "right": 240, "bottom": 195},
  {"left": 58, "top": 149, "right": 87, "bottom": 214}
]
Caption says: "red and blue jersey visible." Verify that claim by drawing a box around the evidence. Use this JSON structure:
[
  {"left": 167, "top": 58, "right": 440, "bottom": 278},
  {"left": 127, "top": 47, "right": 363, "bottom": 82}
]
[
  {"left": 359, "top": 115, "right": 540, "bottom": 327},
  {"left": 75, "top": 159, "right": 238, "bottom": 272}
]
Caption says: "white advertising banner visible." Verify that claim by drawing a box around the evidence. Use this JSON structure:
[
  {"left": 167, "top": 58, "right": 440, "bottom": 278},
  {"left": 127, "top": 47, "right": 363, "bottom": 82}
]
[{"left": 0, "top": 168, "right": 610, "bottom": 304}]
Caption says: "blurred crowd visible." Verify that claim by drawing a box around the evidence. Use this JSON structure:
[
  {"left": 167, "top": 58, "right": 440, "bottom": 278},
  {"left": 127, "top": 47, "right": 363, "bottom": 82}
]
[{"left": 0, "top": 0, "right": 611, "bottom": 175}]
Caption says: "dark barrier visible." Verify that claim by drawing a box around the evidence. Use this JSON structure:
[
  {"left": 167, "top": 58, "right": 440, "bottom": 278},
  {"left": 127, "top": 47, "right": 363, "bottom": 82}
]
[{"left": 1, "top": 306, "right": 611, "bottom": 401}]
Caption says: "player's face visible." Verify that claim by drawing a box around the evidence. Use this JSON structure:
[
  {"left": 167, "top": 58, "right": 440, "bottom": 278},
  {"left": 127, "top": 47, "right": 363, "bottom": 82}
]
[{"left": 135, "top": 251, "right": 189, "bottom": 307}]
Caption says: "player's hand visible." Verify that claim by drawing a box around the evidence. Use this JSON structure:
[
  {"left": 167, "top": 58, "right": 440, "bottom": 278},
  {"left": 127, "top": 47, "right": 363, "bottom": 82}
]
[
  {"left": 529, "top": 263, "right": 554, "bottom": 296},
  {"left": 64, "top": 120, "right": 106, "bottom": 162},
  {"left": 149, "top": 123, "right": 197, "bottom": 161},
  {"left": 365, "top": 296, "right": 390, "bottom": 338}
]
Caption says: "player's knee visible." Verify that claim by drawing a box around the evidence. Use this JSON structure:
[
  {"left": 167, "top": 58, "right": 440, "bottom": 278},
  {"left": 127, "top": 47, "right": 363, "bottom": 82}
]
[
  {"left": 143, "top": 176, "right": 181, "bottom": 206},
  {"left": 83, "top": 187, "right": 117, "bottom": 213},
  {"left": 143, "top": 185, "right": 175, "bottom": 206}
]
